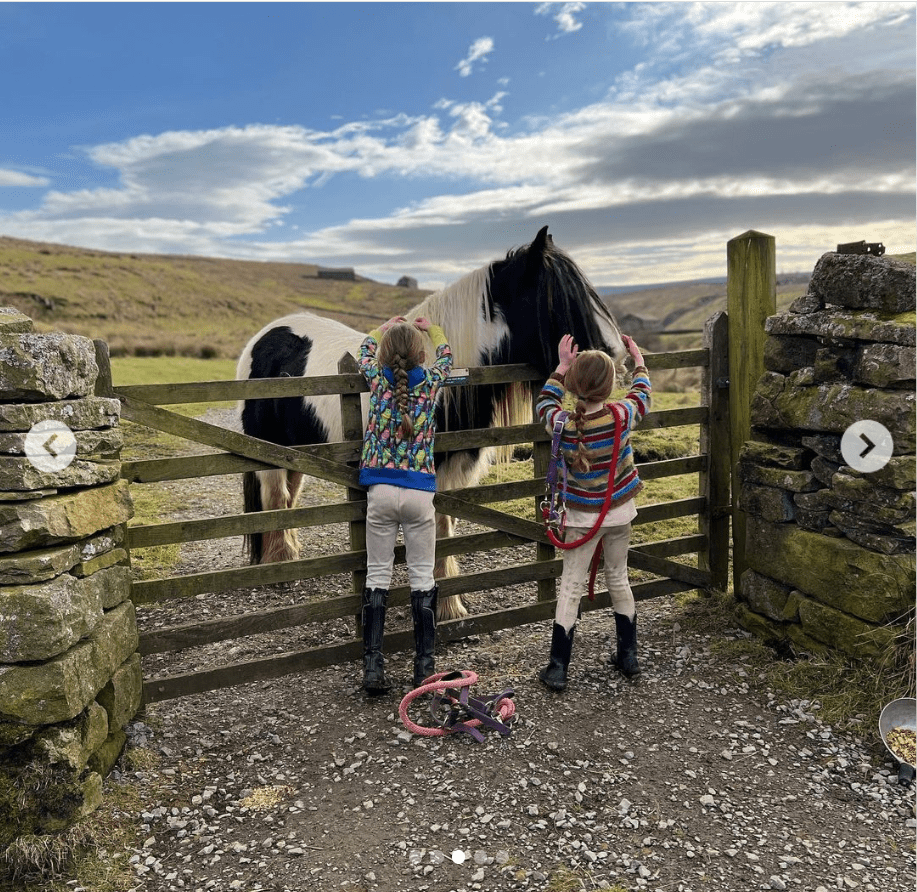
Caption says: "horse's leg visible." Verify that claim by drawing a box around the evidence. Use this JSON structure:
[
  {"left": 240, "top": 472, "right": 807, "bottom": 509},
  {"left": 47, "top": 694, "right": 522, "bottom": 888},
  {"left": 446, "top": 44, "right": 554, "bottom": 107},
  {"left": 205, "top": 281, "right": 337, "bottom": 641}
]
[
  {"left": 435, "top": 513, "right": 467, "bottom": 620},
  {"left": 260, "top": 469, "right": 301, "bottom": 563}
]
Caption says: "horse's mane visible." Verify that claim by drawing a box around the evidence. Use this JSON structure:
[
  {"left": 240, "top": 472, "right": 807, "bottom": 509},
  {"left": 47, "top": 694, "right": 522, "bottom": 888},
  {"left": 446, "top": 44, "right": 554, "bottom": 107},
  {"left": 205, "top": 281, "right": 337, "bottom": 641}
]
[{"left": 408, "top": 264, "right": 495, "bottom": 368}]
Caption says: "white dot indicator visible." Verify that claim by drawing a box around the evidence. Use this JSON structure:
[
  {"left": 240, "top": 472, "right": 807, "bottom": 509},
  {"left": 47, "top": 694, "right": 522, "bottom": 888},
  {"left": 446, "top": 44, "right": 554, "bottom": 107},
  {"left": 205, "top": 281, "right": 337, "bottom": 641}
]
[{"left": 451, "top": 849, "right": 466, "bottom": 864}]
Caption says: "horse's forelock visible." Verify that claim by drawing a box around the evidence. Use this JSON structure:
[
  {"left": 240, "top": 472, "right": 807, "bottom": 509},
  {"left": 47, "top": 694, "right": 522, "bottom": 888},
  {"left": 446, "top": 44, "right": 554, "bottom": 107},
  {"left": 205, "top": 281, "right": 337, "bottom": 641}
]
[{"left": 542, "top": 244, "right": 624, "bottom": 362}]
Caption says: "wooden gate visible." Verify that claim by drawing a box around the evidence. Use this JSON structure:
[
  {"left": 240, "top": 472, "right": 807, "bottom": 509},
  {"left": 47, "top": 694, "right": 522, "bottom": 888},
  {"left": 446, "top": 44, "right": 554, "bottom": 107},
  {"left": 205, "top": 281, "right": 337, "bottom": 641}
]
[{"left": 109, "top": 312, "right": 729, "bottom": 704}]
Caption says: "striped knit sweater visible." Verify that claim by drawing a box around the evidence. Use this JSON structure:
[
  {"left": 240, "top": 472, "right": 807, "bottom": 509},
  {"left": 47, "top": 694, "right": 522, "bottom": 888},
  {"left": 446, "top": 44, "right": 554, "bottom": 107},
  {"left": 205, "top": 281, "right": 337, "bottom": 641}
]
[{"left": 537, "top": 365, "right": 652, "bottom": 512}]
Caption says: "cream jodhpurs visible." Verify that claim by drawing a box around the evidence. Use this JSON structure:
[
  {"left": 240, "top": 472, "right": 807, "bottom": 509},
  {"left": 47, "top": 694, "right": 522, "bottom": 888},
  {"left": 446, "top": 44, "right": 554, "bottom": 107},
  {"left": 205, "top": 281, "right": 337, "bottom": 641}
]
[
  {"left": 365, "top": 484, "right": 436, "bottom": 591},
  {"left": 555, "top": 522, "right": 635, "bottom": 633}
]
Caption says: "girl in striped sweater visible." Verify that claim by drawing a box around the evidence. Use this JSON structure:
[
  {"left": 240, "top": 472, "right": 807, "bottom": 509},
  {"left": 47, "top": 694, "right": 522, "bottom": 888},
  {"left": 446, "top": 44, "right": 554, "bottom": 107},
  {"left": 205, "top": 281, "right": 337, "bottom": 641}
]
[{"left": 536, "top": 333, "right": 651, "bottom": 691}]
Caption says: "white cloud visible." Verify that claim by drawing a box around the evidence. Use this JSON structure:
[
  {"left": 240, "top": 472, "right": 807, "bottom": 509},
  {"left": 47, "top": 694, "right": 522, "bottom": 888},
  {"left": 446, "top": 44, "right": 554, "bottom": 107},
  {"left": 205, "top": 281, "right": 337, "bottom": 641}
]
[
  {"left": 0, "top": 169, "right": 49, "bottom": 187},
  {"left": 536, "top": 2, "right": 587, "bottom": 35},
  {"left": 455, "top": 37, "right": 494, "bottom": 77}
]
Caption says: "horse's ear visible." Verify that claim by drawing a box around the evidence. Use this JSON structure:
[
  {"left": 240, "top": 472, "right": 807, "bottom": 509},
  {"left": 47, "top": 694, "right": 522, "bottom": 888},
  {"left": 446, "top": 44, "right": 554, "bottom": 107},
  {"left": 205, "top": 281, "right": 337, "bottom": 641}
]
[
  {"left": 525, "top": 226, "right": 550, "bottom": 275},
  {"left": 533, "top": 225, "right": 550, "bottom": 253}
]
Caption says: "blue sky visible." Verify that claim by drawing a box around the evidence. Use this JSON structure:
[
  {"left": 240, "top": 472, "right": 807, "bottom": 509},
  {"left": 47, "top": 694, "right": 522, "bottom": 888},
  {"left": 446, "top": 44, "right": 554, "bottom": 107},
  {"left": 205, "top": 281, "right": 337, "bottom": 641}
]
[{"left": 0, "top": 2, "right": 914, "bottom": 288}]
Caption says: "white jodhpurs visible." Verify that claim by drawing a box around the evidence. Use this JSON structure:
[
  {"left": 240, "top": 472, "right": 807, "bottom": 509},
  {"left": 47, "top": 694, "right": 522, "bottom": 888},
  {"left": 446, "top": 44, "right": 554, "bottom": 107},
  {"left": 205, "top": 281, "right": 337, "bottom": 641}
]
[
  {"left": 555, "top": 522, "right": 636, "bottom": 633},
  {"left": 365, "top": 484, "right": 437, "bottom": 591}
]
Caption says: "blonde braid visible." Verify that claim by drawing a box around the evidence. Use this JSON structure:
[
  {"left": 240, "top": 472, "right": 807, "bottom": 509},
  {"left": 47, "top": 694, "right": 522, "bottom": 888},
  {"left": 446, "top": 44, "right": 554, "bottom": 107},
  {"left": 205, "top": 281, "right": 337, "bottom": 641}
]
[
  {"left": 393, "top": 355, "right": 414, "bottom": 438},
  {"left": 570, "top": 400, "right": 591, "bottom": 472},
  {"left": 377, "top": 322, "right": 424, "bottom": 440}
]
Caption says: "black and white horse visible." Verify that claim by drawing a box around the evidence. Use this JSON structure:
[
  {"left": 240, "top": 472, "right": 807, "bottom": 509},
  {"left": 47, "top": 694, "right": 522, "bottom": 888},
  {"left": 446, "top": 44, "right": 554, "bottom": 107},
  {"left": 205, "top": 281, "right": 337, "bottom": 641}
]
[{"left": 236, "top": 226, "right": 625, "bottom": 620}]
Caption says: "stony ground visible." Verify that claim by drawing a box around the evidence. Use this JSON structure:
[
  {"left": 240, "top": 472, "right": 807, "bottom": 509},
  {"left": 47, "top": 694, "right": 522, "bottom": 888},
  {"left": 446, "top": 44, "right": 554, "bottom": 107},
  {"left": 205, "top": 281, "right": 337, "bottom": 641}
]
[{"left": 104, "top": 411, "right": 915, "bottom": 892}]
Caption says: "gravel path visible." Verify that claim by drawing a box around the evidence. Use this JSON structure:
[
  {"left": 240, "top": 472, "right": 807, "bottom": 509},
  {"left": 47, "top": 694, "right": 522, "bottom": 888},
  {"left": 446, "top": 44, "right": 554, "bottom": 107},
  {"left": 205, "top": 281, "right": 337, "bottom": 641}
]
[{"left": 110, "top": 410, "right": 916, "bottom": 892}]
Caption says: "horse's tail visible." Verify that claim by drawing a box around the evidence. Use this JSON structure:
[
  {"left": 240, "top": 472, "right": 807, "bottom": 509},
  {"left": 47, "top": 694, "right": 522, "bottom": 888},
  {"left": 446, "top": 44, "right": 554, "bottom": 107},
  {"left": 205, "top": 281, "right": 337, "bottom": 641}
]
[{"left": 242, "top": 471, "right": 263, "bottom": 564}]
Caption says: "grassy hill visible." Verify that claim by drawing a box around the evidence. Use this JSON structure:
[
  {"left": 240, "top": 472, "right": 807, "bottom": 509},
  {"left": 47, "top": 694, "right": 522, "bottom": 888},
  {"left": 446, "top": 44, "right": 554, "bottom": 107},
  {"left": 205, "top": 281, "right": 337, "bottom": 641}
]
[
  {"left": 0, "top": 236, "right": 426, "bottom": 358},
  {"left": 0, "top": 235, "right": 911, "bottom": 361}
]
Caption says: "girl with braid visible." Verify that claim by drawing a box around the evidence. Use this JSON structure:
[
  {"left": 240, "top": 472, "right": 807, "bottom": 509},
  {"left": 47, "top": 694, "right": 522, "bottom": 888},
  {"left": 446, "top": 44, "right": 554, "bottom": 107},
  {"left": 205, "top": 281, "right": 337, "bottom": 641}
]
[
  {"left": 357, "top": 316, "right": 453, "bottom": 694},
  {"left": 536, "top": 333, "right": 651, "bottom": 691}
]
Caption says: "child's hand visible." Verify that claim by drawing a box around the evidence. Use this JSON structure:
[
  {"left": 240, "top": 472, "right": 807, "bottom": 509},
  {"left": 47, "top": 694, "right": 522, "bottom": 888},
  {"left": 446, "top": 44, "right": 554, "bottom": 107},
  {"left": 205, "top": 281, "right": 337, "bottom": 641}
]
[
  {"left": 622, "top": 335, "right": 644, "bottom": 365},
  {"left": 413, "top": 317, "right": 432, "bottom": 332},
  {"left": 557, "top": 334, "right": 578, "bottom": 374},
  {"left": 380, "top": 316, "right": 406, "bottom": 333}
]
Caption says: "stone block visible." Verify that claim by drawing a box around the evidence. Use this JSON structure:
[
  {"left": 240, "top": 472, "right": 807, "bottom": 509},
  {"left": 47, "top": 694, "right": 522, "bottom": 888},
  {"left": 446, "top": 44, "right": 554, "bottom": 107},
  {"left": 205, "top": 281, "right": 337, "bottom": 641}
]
[
  {"left": 0, "top": 540, "right": 82, "bottom": 584},
  {"left": 855, "top": 342, "right": 916, "bottom": 388},
  {"left": 795, "top": 508, "right": 832, "bottom": 533},
  {"left": 764, "top": 378, "right": 915, "bottom": 444},
  {"left": 0, "top": 456, "right": 121, "bottom": 492},
  {"left": 830, "top": 470, "right": 916, "bottom": 513},
  {"left": 0, "top": 526, "right": 126, "bottom": 586},
  {"left": 809, "top": 252, "right": 916, "bottom": 314},
  {"left": 76, "top": 556, "right": 131, "bottom": 607},
  {"left": 739, "top": 483, "right": 796, "bottom": 522},
  {"left": 766, "top": 306, "right": 916, "bottom": 348},
  {"left": 764, "top": 335, "right": 819, "bottom": 374},
  {"left": 33, "top": 701, "right": 108, "bottom": 772},
  {"left": 801, "top": 434, "right": 843, "bottom": 463},
  {"left": 0, "top": 308, "right": 35, "bottom": 333},
  {"left": 0, "top": 427, "right": 123, "bottom": 457},
  {"left": 0, "top": 398, "right": 120, "bottom": 433},
  {"left": 739, "top": 440, "right": 812, "bottom": 470},
  {"left": 0, "top": 571, "right": 107, "bottom": 662},
  {"left": 813, "top": 346, "right": 857, "bottom": 383},
  {"left": 738, "top": 461, "right": 820, "bottom": 493},
  {"left": 859, "top": 455, "right": 916, "bottom": 493},
  {"left": 828, "top": 511, "right": 915, "bottom": 555},
  {"left": 796, "top": 595, "right": 897, "bottom": 659},
  {"left": 734, "top": 603, "right": 786, "bottom": 644},
  {"left": 740, "top": 569, "right": 793, "bottom": 621},
  {"left": 0, "top": 332, "right": 98, "bottom": 400},
  {"left": 87, "top": 728, "right": 127, "bottom": 777},
  {"left": 0, "top": 601, "right": 138, "bottom": 726},
  {"left": 811, "top": 456, "right": 841, "bottom": 487},
  {"left": 0, "top": 480, "right": 132, "bottom": 553},
  {"left": 96, "top": 653, "right": 142, "bottom": 730},
  {"left": 788, "top": 292, "right": 823, "bottom": 314},
  {"left": 784, "top": 622, "right": 832, "bottom": 657},
  {"left": 745, "top": 515, "right": 915, "bottom": 624},
  {"left": 79, "top": 771, "right": 103, "bottom": 818}
]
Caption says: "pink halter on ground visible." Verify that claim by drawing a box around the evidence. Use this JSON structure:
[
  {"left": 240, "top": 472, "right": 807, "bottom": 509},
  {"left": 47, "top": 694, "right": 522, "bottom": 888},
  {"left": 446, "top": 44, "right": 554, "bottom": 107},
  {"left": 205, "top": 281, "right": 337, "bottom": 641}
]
[{"left": 399, "top": 670, "right": 516, "bottom": 742}]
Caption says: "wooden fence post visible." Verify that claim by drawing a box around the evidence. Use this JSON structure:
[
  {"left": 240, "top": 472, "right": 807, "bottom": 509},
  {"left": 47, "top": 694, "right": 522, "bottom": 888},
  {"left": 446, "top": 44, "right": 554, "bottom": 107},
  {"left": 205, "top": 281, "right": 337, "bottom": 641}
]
[
  {"left": 726, "top": 231, "right": 775, "bottom": 594},
  {"left": 338, "top": 353, "right": 366, "bottom": 630},
  {"left": 698, "top": 311, "right": 730, "bottom": 591}
]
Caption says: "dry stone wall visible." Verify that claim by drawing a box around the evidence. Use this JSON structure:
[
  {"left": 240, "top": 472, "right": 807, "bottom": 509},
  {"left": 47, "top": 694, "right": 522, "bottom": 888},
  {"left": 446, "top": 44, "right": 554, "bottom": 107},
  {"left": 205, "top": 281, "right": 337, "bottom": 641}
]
[
  {"left": 737, "top": 253, "right": 915, "bottom": 659},
  {"left": 0, "top": 308, "right": 138, "bottom": 848}
]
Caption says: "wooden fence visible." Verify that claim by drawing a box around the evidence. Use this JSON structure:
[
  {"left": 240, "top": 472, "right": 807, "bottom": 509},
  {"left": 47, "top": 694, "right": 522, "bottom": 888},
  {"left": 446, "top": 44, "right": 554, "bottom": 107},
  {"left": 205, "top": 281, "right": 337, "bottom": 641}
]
[{"left": 107, "top": 312, "right": 730, "bottom": 704}]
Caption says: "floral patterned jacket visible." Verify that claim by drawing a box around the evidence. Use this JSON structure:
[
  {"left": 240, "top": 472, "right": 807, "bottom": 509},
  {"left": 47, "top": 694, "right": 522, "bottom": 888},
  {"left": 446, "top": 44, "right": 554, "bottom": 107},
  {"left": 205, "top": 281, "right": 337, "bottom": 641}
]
[{"left": 357, "top": 324, "right": 453, "bottom": 492}]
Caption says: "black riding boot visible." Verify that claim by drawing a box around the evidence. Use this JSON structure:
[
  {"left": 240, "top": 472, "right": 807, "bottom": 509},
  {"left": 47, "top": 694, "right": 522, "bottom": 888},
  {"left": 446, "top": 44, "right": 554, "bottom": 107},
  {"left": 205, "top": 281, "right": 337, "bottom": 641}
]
[
  {"left": 539, "top": 622, "right": 575, "bottom": 691},
  {"left": 613, "top": 611, "right": 641, "bottom": 678},
  {"left": 410, "top": 586, "right": 438, "bottom": 687},
  {"left": 361, "top": 587, "right": 391, "bottom": 694}
]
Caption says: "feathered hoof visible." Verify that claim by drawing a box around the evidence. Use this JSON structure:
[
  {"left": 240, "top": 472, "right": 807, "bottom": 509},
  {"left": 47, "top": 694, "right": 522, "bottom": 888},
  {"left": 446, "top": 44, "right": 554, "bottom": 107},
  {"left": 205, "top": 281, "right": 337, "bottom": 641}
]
[{"left": 436, "top": 594, "right": 468, "bottom": 622}]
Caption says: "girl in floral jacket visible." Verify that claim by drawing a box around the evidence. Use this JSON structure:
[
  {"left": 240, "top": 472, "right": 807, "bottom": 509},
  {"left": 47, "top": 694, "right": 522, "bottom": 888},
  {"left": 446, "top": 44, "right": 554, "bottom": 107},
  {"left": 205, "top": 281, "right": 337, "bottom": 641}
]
[{"left": 357, "top": 316, "right": 453, "bottom": 694}]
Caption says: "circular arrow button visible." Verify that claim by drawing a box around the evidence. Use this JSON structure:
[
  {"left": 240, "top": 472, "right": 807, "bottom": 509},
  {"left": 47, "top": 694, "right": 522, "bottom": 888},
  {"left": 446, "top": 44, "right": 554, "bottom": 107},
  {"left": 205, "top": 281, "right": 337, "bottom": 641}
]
[
  {"left": 24, "top": 420, "right": 77, "bottom": 473},
  {"left": 841, "top": 420, "right": 893, "bottom": 473}
]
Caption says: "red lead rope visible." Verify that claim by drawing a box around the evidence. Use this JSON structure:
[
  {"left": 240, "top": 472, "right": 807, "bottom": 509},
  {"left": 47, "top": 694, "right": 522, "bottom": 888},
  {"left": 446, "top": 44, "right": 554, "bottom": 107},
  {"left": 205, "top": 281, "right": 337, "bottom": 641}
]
[{"left": 546, "top": 403, "right": 622, "bottom": 600}]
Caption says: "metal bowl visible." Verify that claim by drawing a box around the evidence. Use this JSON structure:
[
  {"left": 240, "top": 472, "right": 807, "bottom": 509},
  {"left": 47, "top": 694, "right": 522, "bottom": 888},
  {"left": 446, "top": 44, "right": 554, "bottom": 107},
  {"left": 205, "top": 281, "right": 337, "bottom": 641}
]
[{"left": 879, "top": 697, "right": 916, "bottom": 785}]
